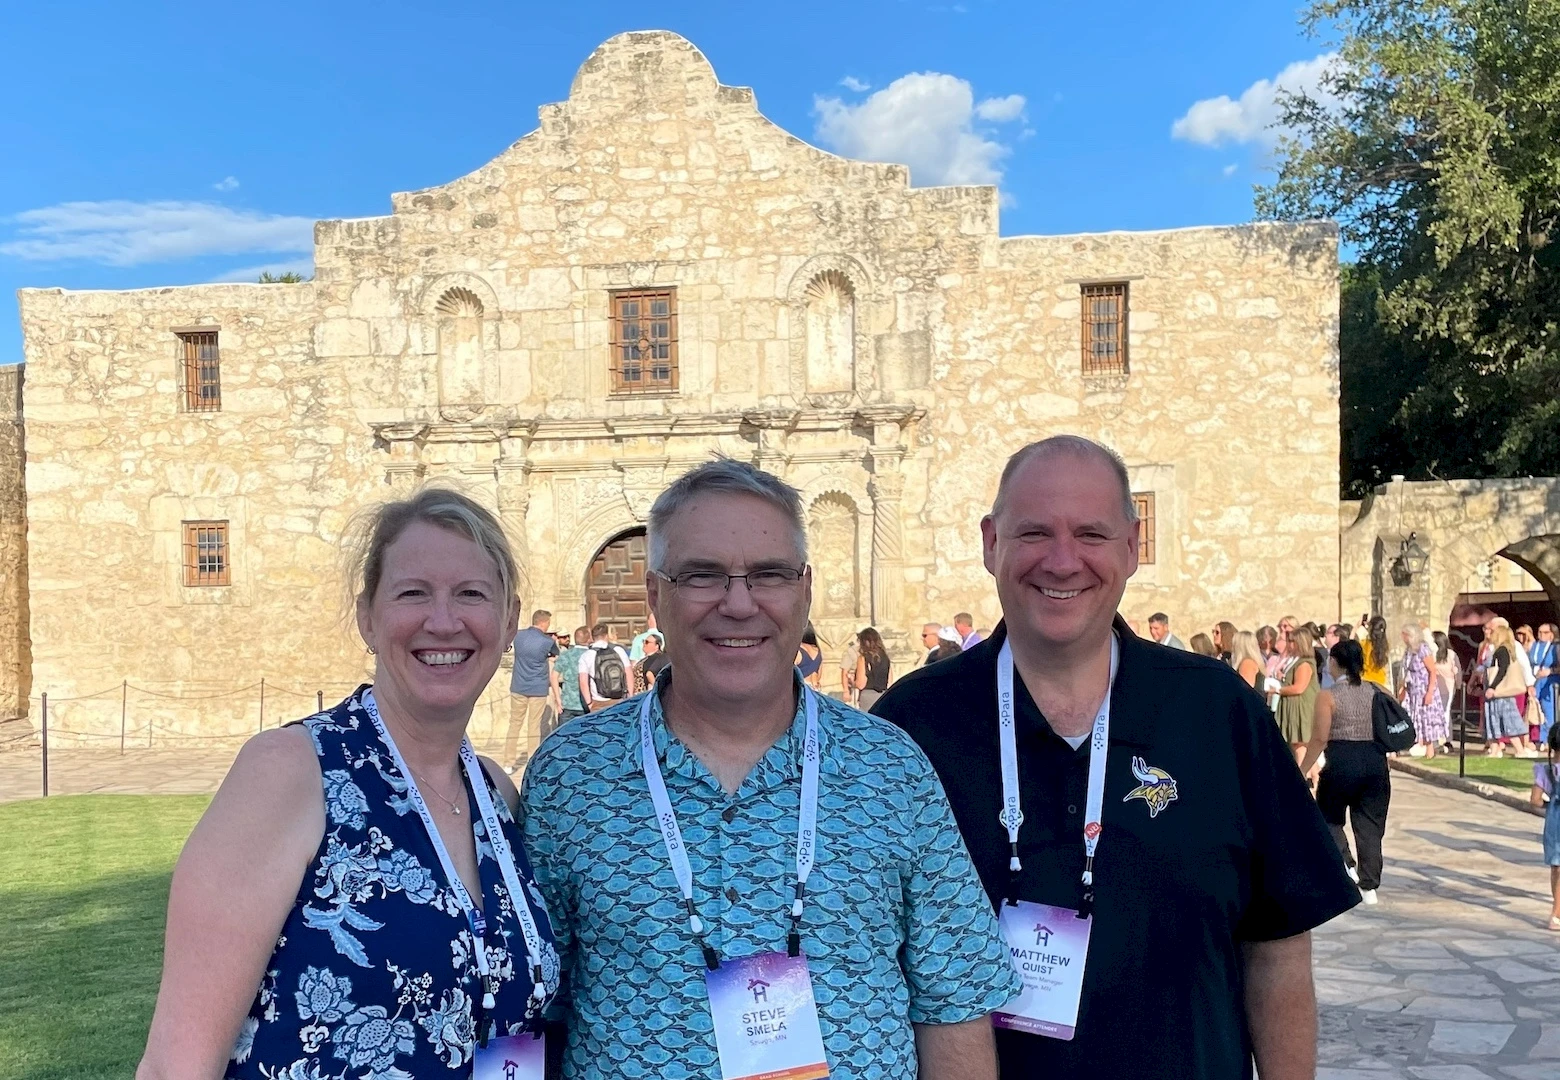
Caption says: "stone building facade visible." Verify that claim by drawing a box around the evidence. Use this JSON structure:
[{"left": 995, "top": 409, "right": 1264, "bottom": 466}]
[
  {"left": 11, "top": 31, "right": 1341, "bottom": 742},
  {"left": 0, "top": 364, "right": 26, "bottom": 723}
]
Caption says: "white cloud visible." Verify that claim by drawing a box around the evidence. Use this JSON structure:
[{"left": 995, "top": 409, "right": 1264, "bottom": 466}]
[
  {"left": 840, "top": 76, "right": 871, "bottom": 93},
  {"left": 974, "top": 94, "right": 1026, "bottom": 122},
  {"left": 814, "top": 72, "right": 1023, "bottom": 187},
  {"left": 0, "top": 200, "right": 315, "bottom": 266},
  {"left": 211, "top": 257, "right": 314, "bottom": 283},
  {"left": 1222, "top": 163, "right": 1239, "bottom": 177},
  {"left": 213, "top": 176, "right": 240, "bottom": 192},
  {"left": 1171, "top": 52, "right": 1339, "bottom": 147}
]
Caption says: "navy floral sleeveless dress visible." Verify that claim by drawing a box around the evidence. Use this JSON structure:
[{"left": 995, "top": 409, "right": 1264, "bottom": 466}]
[{"left": 227, "top": 686, "right": 559, "bottom": 1079}]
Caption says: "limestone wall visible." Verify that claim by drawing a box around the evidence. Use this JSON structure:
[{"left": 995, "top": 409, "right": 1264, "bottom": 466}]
[
  {"left": 17, "top": 283, "right": 382, "bottom": 742},
  {"left": 1341, "top": 478, "right": 1560, "bottom": 636},
  {"left": 0, "top": 364, "right": 27, "bottom": 721},
  {"left": 16, "top": 31, "right": 1343, "bottom": 739}
]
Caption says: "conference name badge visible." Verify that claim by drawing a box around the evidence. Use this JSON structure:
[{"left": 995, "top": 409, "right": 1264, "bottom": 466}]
[
  {"left": 706, "top": 952, "right": 830, "bottom": 1080},
  {"left": 473, "top": 1031, "right": 544, "bottom": 1080},
  {"left": 993, "top": 900, "right": 1091, "bottom": 1041}
]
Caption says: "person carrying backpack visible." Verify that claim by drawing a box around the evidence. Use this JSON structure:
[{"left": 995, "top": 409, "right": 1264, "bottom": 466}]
[
  {"left": 1299, "top": 638, "right": 1394, "bottom": 905},
  {"left": 580, "top": 622, "right": 632, "bottom": 712}
]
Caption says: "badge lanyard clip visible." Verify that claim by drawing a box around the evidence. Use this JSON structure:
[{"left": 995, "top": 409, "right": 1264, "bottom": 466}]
[
  {"left": 996, "top": 636, "right": 1119, "bottom": 912},
  {"left": 642, "top": 685, "right": 821, "bottom": 969},
  {"left": 364, "top": 691, "right": 551, "bottom": 1035}
]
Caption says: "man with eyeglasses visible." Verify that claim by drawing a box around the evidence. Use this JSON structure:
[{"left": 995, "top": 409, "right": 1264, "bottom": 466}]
[{"left": 521, "top": 459, "right": 1019, "bottom": 1080}]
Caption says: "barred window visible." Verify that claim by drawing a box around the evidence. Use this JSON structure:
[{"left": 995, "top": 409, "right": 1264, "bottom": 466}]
[
  {"left": 610, "top": 289, "right": 678, "bottom": 394},
  {"left": 179, "top": 331, "right": 222, "bottom": 411},
  {"left": 182, "top": 521, "right": 231, "bottom": 586},
  {"left": 1133, "top": 493, "right": 1156, "bottom": 564},
  {"left": 1081, "top": 283, "right": 1128, "bottom": 376}
]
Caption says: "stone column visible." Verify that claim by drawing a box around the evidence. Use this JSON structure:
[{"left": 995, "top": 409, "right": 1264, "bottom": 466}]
[
  {"left": 868, "top": 466, "right": 906, "bottom": 631},
  {"left": 496, "top": 434, "right": 534, "bottom": 582}
]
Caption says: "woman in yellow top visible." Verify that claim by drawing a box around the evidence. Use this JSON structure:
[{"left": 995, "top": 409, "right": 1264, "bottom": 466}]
[{"left": 1362, "top": 616, "right": 1393, "bottom": 690}]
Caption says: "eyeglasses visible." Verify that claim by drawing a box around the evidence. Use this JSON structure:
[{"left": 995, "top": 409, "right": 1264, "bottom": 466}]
[{"left": 651, "top": 566, "right": 806, "bottom": 598}]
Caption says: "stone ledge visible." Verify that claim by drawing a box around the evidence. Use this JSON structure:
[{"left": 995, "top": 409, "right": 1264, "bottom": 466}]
[{"left": 1389, "top": 756, "right": 1543, "bottom": 818}]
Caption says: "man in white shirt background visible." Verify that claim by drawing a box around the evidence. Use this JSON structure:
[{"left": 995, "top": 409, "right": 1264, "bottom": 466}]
[{"left": 579, "top": 622, "right": 633, "bottom": 712}]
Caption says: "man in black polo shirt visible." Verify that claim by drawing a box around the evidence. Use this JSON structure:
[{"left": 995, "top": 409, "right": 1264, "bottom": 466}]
[{"left": 872, "top": 435, "right": 1358, "bottom": 1080}]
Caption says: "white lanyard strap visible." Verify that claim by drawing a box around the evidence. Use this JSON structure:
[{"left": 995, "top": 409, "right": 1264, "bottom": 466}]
[
  {"left": 364, "top": 691, "right": 547, "bottom": 1014},
  {"left": 996, "top": 634, "right": 1119, "bottom": 903},
  {"left": 641, "top": 685, "right": 821, "bottom": 968}
]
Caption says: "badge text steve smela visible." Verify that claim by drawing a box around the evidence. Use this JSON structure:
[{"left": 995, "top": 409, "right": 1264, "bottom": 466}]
[{"left": 744, "top": 1005, "right": 789, "bottom": 1038}]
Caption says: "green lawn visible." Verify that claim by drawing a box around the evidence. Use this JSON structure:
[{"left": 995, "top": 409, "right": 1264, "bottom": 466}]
[
  {"left": 1411, "top": 752, "right": 1548, "bottom": 792},
  {"left": 0, "top": 795, "right": 208, "bottom": 1080}
]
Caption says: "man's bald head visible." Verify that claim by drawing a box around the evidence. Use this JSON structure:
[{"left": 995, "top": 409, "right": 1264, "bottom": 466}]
[{"left": 990, "top": 435, "right": 1138, "bottom": 527}]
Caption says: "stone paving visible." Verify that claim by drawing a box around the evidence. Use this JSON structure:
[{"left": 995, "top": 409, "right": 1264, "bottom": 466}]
[{"left": 3, "top": 747, "right": 1559, "bottom": 1074}]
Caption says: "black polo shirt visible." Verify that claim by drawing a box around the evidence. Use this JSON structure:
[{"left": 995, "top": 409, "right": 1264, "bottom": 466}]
[{"left": 872, "top": 619, "right": 1357, "bottom": 1079}]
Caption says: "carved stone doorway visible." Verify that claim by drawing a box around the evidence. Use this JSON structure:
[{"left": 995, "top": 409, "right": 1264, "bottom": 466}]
[{"left": 585, "top": 529, "right": 650, "bottom": 643}]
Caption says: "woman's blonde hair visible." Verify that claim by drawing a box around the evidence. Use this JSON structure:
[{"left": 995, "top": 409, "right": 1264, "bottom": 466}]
[
  {"left": 1288, "top": 626, "right": 1316, "bottom": 663},
  {"left": 342, "top": 485, "right": 522, "bottom": 630},
  {"left": 1486, "top": 619, "right": 1517, "bottom": 652},
  {"left": 1229, "top": 629, "right": 1264, "bottom": 672}
]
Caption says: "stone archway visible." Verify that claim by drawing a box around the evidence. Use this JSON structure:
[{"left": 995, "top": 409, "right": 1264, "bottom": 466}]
[
  {"left": 584, "top": 529, "right": 650, "bottom": 643},
  {"left": 1341, "top": 478, "right": 1560, "bottom": 635}
]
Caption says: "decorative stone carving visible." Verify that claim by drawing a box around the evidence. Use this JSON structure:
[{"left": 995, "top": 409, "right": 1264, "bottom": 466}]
[
  {"left": 616, "top": 461, "right": 668, "bottom": 522},
  {"left": 868, "top": 466, "right": 906, "bottom": 629},
  {"left": 809, "top": 492, "right": 861, "bottom": 618},
  {"left": 804, "top": 271, "right": 855, "bottom": 395}
]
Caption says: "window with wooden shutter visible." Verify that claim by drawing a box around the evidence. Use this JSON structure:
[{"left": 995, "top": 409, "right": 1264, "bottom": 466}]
[
  {"left": 178, "top": 331, "right": 222, "bottom": 411},
  {"left": 1133, "top": 493, "right": 1156, "bottom": 564},
  {"left": 182, "top": 521, "right": 231, "bottom": 586},
  {"left": 1081, "top": 283, "right": 1128, "bottom": 376},
  {"left": 609, "top": 289, "right": 678, "bottom": 394}
]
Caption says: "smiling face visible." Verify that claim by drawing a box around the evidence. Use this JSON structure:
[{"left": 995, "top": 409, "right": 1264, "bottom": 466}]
[
  {"left": 355, "top": 520, "right": 517, "bottom": 726},
  {"left": 981, "top": 450, "right": 1139, "bottom": 655},
  {"left": 646, "top": 492, "right": 812, "bottom": 711}
]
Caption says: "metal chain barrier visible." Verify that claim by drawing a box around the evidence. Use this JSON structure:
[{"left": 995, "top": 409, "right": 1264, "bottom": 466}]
[{"left": 15, "top": 676, "right": 516, "bottom": 800}]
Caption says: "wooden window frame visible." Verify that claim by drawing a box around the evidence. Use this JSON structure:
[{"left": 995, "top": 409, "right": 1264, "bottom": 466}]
[
  {"left": 178, "top": 330, "right": 222, "bottom": 411},
  {"left": 609, "top": 288, "right": 679, "bottom": 395},
  {"left": 182, "top": 521, "right": 231, "bottom": 587},
  {"left": 1081, "top": 283, "right": 1129, "bottom": 376},
  {"left": 1133, "top": 493, "right": 1156, "bottom": 564}
]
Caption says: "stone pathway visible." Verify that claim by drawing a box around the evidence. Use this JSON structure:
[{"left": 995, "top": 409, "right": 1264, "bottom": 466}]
[
  {"left": 1313, "top": 769, "right": 1558, "bottom": 1078},
  {"left": 4, "top": 745, "right": 1559, "bottom": 1073},
  {"left": 0, "top": 746, "right": 238, "bottom": 802}
]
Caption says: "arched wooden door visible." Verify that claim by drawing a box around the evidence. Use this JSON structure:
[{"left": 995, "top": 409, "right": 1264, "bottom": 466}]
[{"left": 585, "top": 529, "right": 650, "bottom": 642}]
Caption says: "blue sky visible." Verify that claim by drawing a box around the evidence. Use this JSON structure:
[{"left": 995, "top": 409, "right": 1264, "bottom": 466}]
[{"left": 0, "top": 0, "right": 1340, "bottom": 365}]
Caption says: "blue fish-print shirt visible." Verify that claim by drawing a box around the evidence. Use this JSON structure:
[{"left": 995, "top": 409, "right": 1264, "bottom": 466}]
[
  {"left": 228, "top": 685, "right": 559, "bottom": 1080},
  {"left": 520, "top": 677, "right": 1020, "bottom": 1080}
]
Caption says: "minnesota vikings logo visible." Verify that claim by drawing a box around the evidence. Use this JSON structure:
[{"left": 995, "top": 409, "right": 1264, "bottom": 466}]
[{"left": 1123, "top": 756, "right": 1178, "bottom": 818}]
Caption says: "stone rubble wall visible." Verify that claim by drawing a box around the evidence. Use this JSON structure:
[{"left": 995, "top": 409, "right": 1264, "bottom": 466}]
[{"left": 0, "top": 364, "right": 27, "bottom": 721}]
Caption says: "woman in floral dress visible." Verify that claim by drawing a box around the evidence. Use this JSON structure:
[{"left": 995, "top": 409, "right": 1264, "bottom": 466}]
[
  {"left": 1401, "top": 624, "right": 1446, "bottom": 758},
  {"left": 138, "top": 489, "right": 558, "bottom": 1080}
]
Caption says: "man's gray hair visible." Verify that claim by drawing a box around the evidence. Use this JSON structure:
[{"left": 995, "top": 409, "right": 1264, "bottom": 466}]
[
  {"left": 990, "top": 435, "right": 1139, "bottom": 526},
  {"left": 647, "top": 458, "right": 808, "bottom": 571}
]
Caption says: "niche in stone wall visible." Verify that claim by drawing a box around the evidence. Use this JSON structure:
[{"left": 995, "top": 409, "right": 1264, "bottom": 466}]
[
  {"left": 808, "top": 492, "right": 861, "bottom": 618},
  {"left": 436, "top": 286, "right": 485, "bottom": 414},
  {"left": 804, "top": 271, "right": 856, "bottom": 395}
]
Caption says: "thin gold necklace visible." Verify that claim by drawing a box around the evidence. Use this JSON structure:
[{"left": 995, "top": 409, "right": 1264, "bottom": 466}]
[{"left": 410, "top": 766, "right": 463, "bottom": 816}]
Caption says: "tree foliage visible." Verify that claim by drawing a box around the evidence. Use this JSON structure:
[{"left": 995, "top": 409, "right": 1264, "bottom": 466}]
[
  {"left": 1259, "top": 0, "right": 1560, "bottom": 489},
  {"left": 258, "top": 271, "right": 307, "bottom": 284}
]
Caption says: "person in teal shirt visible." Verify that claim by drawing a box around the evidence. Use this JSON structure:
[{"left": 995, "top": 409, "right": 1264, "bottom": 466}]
[
  {"left": 628, "top": 614, "right": 660, "bottom": 662},
  {"left": 521, "top": 460, "right": 1017, "bottom": 1080},
  {"left": 553, "top": 625, "right": 591, "bottom": 723}
]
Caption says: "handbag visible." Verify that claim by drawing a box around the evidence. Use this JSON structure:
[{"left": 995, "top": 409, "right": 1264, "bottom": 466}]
[
  {"left": 1525, "top": 693, "right": 1543, "bottom": 729},
  {"left": 1372, "top": 686, "right": 1417, "bottom": 753}
]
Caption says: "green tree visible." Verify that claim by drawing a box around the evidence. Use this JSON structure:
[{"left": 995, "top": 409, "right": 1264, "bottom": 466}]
[
  {"left": 258, "top": 271, "right": 307, "bottom": 284},
  {"left": 1259, "top": 0, "right": 1560, "bottom": 485}
]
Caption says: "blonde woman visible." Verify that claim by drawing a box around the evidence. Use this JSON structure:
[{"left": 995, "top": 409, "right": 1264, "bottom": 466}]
[
  {"left": 1482, "top": 619, "right": 1536, "bottom": 757},
  {"left": 1399, "top": 624, "right": 1446, "bottom": 759},
  {"left": 1276, "top": 627, "right": 1320, "bottom": 776},
  {"left": 1229, "top": 630, "right": 1265, "bottom": 691}
]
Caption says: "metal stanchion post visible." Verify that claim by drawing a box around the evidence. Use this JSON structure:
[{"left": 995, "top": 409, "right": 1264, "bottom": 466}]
[
  {"left": 317, "top": 690, "right": 324, "bottom": 713},
  {"left": 120, "top": 679, "right": 128, "bottom": 755},
  {"left": 259, "top": 678, "right": 266, "bottom": 734},
  {"left": 40, "top": 692, "right": 48, "bottom": 798},
  {"left": 1458, "top": 683, "right": 1467, "bottom": 778}
]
